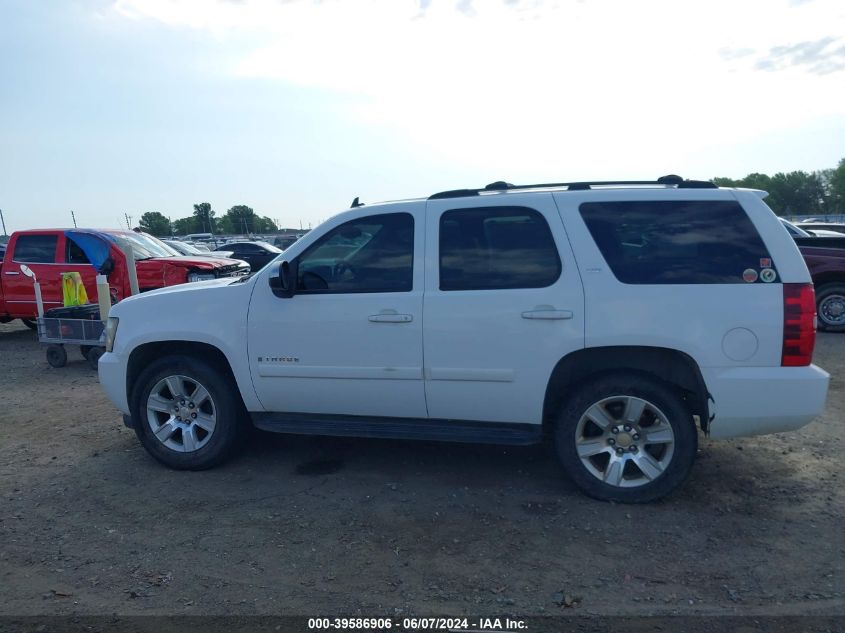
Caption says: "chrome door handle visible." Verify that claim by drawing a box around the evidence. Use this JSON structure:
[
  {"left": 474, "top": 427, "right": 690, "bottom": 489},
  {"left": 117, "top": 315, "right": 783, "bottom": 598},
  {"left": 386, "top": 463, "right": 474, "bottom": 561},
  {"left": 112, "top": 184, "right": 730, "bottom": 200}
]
[
  {"left": 369, "top": 313, "right": 413, "bottom": 323},
  {"left": 4, "top": 271, "right": 20, "bottom": 276},
  {"left": 521, "top": 309, "right": 573, "bottom": 320}
]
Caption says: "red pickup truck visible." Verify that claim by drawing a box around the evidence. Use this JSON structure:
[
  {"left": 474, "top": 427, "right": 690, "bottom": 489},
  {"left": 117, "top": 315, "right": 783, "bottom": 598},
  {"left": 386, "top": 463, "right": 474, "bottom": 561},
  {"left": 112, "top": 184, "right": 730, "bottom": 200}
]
[
  {"left": 795, "top": 240, "right": 845, "bottom": 333},
  {"left": 0, "top": 229, "right": 250, "bottom": 328}
]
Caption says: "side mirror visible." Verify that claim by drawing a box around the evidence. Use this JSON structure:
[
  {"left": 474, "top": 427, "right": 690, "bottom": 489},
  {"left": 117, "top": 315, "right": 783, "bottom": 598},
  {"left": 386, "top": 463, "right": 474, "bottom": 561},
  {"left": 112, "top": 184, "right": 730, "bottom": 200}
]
[
  {"left": 269, "top": 260, "right": 297, "bottom": 298},
  {"left": 20, "top": 264, "right": 35, "bottom": 279}
]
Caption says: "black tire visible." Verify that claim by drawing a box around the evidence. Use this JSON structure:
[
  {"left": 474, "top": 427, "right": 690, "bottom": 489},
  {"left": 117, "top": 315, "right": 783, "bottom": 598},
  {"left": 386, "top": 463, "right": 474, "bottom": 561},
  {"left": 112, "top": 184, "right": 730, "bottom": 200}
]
[
  {"left": 554, "top": 372, "right": 698, "bottom": 503},
  {"left": 132, "top": 355, "right": 245, "bottom": 470},
  {"left": 815, "top": 283, "right": 845, "bottom": 333},
  {"left": 86, "top": 347, "right": 104, "bottom": 370},
  {"left": 46, "top": 344, "right": 67, "bottom": 368},
  {"left": 80, "top": 345, "right": 93, "bottom": 359},
  {"left": 21, "top": 318, "right": 37, "bottom": 331}
]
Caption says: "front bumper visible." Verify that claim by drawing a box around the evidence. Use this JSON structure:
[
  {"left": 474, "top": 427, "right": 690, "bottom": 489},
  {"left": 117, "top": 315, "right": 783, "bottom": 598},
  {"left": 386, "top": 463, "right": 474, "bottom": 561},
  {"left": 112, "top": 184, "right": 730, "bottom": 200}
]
[
  {"left": 704, "top": 364, "right": 829, "bottom": 439},
  {"left": 98, "top": 351, "right": 131, "bottom": 415}
]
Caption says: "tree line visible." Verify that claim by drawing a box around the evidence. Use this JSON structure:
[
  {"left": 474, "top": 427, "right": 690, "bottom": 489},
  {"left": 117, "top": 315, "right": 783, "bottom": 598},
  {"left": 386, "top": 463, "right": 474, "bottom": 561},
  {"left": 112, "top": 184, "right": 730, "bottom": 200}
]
[
  {"left": 714, "top": 157, "right": 845, "bottom": 217},
  {"left": 138, "top": 203, "right": 279, "bottom": 237}
]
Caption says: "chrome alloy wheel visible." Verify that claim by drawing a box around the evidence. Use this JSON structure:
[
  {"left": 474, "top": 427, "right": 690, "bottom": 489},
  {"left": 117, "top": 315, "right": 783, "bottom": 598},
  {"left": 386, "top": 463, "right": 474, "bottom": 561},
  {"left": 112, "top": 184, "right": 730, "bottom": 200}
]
[
  {"left": 819, "top": 293, "right": 845, "bottom": 327},
  {"left": 575, "top": 395, "right": 675, "bottom": 488},
  {"left": 146, "top": 375, "right": 216, "bottom": 452}
]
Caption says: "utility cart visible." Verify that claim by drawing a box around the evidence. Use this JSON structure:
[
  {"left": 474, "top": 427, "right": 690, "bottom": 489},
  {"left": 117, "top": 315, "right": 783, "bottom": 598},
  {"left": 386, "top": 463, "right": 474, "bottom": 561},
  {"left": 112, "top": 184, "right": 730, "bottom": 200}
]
[
  {"left": 36, "top": 309, "right": 106, "bottom": 369},
  {"left": 18, "top": 263, "right": 107, "bottom": 369}
]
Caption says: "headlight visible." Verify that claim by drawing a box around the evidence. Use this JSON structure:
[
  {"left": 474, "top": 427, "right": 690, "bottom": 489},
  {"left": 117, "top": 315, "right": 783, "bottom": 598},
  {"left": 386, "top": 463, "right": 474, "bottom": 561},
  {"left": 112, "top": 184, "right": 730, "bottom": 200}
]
[
  {"left": 105, "top": 316, "right": 119, "bottom": 353},
  {"left": 188, "top": 271, "right": 216, "bottom": 282}
]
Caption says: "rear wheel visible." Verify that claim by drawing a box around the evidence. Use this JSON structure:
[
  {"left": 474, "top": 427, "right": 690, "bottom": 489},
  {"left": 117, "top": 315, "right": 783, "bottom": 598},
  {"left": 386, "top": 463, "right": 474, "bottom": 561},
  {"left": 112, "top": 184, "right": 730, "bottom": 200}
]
[
  {"left": 86, "top": 346, "right": 104, "bottom": 370},
  {"left": 46, "top": 345, "right": 67, "bottom": 368},
  {"left": 132, "top": 355, "right": 245, "bottom": 469},
  {"left": 554, "top": 372, "right": 698, "bottom": 503},
  {"left": 21, "top": 318, "right": 37, "bottom": 331},
  {"left": 816, "top": 283, "right": 845, "bottom": 332}
]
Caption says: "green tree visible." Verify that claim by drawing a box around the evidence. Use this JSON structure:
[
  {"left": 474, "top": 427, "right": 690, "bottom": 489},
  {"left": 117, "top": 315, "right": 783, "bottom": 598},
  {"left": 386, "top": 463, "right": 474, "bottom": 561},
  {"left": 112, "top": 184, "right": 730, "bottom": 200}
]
[
  {"left": 767, "top": 171, "right": 826, "bottom": 216},
  {"left": 827, "top": 158, "right": 845, "bottom": 213},
  {"left": 192, "top": 202, "right": 216, "bottom": 234},
  {"left": 138, "top": 211, "right": 171, "bottom": 236},
  {"left": 222, "top": 205, "right": 259, "bottom": 234},
  {"left": 172, "top": 217, "right": 198, "bottom": 236},
  {"left": 258, "top": 216, "right": 278, "bottom": 233}
]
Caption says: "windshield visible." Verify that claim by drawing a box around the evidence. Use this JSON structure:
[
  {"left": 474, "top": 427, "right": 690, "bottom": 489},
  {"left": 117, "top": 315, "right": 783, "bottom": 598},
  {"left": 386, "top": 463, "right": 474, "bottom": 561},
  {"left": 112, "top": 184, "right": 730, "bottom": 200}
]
[
  {"left": 117, "top": 232, "right": 181, "bottom": 260},
  {"left": 166, "top": 240, "right": 202, "bottom": 255}
]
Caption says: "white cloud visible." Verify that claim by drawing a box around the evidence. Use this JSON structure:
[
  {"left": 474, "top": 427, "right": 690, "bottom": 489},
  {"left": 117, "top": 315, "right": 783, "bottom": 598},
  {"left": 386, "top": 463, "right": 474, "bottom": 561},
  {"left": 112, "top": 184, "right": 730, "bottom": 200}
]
[{"left": 112, "top": 0, "right": 845, "bottom": 176}]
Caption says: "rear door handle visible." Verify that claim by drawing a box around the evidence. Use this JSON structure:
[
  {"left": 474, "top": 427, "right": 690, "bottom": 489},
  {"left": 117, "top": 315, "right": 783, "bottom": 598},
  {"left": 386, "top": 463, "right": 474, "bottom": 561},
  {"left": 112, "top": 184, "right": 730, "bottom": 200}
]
[
  {"left": 369, "top": 313, "right": 413, "bottom": 323},
  {"left": 521, "top": 309, "right": 573, "bottom": 320}
]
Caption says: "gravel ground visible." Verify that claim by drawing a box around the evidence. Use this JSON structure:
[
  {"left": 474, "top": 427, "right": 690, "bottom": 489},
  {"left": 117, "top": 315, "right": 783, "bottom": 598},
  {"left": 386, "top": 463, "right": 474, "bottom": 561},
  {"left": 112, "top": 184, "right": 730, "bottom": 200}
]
[{"left": 0, "top": 319, "right": 843, "bottom": 618}]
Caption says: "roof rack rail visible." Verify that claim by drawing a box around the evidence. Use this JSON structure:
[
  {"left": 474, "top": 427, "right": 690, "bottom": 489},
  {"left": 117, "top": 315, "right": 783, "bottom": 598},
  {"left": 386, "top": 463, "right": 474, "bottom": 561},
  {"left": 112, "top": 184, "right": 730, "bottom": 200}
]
[{"left": 428, "top": 175, "right": 717, "bottom": 200}]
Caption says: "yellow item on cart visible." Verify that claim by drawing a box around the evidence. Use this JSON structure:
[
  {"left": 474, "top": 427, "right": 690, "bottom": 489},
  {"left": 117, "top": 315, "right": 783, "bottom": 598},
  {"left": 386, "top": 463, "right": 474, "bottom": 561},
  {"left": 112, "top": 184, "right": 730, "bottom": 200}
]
[{"left": 61, "top": 272, "right": 89, "bottom": 307}]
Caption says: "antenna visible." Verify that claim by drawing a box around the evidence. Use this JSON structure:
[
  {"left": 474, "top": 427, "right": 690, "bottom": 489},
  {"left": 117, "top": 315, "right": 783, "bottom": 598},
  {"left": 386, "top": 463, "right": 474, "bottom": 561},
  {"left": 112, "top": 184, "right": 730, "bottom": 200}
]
[{"left": 71, "top": 210, "right": 77, "bottom": 228}]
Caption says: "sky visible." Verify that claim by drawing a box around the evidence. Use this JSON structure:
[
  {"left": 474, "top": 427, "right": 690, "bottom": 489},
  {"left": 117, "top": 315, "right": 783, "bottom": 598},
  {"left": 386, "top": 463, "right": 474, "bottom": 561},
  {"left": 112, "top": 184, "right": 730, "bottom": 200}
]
[{"left": 0, "top": 0, "right": 844, "bottom": 233}]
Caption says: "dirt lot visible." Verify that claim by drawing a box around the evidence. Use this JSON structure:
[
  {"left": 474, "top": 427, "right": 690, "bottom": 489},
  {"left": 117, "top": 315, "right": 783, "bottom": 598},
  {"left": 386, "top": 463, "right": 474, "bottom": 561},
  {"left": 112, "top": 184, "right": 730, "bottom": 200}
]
[{"left": 0, "top": 320, "right": 843, "bottom": 618}]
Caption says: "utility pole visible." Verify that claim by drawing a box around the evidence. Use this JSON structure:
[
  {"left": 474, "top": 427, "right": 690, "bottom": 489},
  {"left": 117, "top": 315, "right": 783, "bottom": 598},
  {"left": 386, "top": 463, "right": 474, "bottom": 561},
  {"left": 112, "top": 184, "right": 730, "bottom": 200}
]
[
  {"left": 0, "top": 208, "right": 7, "bottom": 236},
  {"left": 71, "top": 210, "right": 77, "bottom": 228}
]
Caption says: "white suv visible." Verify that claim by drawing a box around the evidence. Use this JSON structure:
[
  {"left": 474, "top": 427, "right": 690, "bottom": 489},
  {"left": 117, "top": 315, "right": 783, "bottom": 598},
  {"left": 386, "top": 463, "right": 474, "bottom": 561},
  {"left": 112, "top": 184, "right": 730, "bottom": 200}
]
[{"left": 99, "top": 176, "right": 829, "bottom": 502}]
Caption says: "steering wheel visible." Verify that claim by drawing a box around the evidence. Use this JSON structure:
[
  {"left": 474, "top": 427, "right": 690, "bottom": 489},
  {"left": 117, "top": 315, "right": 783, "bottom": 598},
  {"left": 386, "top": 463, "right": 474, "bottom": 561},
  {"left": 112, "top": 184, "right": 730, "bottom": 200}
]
[{"left": 333, "top": 261, "right": 356, "bottom": 280}]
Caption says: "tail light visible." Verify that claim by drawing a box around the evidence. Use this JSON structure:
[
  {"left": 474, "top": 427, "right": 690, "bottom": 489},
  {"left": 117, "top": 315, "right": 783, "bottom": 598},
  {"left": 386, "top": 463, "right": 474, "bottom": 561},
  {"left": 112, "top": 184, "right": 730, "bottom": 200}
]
[{"left": 782, "top": 283, "right": 816, "bottom": 366}]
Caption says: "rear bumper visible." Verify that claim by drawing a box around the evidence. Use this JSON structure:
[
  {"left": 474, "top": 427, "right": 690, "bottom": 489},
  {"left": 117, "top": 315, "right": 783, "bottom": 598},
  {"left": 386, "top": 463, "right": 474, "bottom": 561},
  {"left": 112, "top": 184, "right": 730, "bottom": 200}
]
[{"left": 704, "top": 364, "right": 829, "bottom": 439}]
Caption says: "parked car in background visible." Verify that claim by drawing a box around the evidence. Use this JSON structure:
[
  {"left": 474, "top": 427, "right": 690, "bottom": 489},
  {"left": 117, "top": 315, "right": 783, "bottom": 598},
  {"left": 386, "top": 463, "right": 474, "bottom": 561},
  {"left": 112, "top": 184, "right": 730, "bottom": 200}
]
[
  {"left": 781, "top": 219, "right": 845, "bottom": 238},
  {"left": 0, "top": 229, "right": 249, "bottom": 327},
  {"left": 163, "top": 239, "right": 237, "bottom": 261},
  {"left": 796, "top": 222, "right": 845, "bottom": 235},
  {"left": 213, "top": 240, "right": 281, "bottom": 271},
  {"left": 272, "top": 235, "right": 303, "bottom": 250},
  {"left": 100, "top": 176, "right": 828, "bottom": 503},
  {"left": 777, "top": 220, "right": 845, "bottom": 331}
]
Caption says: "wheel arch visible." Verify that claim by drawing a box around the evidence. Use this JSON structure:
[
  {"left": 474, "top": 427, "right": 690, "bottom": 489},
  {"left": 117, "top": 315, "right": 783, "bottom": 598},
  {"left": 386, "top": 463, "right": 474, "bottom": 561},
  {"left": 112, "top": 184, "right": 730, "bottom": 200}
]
[
  {"left": 126, "top": 340, "right": 244, "bottom": 415},
  {"left": 542, "top": 346, "right": 710, "bottom": 434}
]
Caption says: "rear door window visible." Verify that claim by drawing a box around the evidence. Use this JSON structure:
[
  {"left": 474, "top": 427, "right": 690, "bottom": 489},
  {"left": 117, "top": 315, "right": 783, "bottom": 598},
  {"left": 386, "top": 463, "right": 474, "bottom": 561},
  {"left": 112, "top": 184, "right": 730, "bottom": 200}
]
[
  {"left": 13, "top": 235, "right": 58, "bottom": 263},
  {"left": 579, "top": 200, "right": 775, "bottom": 284},
  {"left": 439, "top": 206, "right": 561, "bottom": 291}
]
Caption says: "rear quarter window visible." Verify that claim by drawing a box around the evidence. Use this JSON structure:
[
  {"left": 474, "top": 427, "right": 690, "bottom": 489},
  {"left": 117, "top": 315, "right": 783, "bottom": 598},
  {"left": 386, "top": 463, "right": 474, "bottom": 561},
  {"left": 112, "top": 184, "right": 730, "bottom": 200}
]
[{"left": 579, "top": 200, "right": 775, "bottom": 284}]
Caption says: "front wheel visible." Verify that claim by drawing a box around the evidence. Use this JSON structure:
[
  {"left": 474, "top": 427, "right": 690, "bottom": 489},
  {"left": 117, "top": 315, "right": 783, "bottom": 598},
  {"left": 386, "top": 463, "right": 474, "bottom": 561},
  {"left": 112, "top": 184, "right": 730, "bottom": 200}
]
[
  {"left": 554, "top": 373, "right": 698, "bottom": 503},
  {"left": 132, "top": 355, "right": 245, "bottom": 470},
  {"left": 816, "top": 283, "right": 845, "bottom": 332},
  {"left": 21, "top": 318, "right": 37, "bottom": 331}
]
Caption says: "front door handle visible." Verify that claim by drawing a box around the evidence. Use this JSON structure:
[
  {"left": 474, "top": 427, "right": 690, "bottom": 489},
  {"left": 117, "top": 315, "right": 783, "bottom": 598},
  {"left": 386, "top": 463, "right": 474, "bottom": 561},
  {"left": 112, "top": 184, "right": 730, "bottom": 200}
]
[
  {"left": 521, "top": 309, "right": 573, "bottom": 320},
  {"left": 4, "top": 271, "right": 20, "bottom": 276},
  {"left": 369, "top": 312, "right": 413, "bottom": 323}
]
